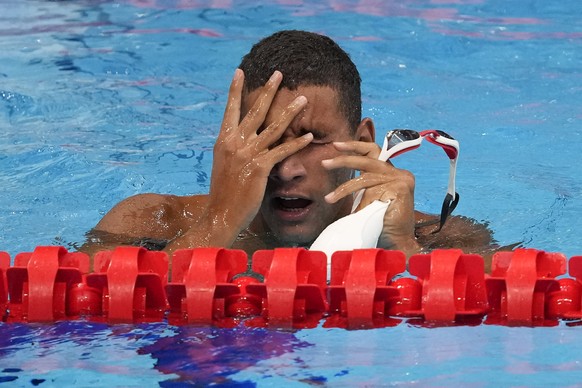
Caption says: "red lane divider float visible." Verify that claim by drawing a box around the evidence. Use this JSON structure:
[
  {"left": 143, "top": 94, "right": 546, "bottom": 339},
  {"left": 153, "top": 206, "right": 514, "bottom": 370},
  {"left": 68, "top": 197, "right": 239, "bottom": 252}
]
[
  {"left": 6, "top": 246, "right": 89, "bottom": 322},
  {"left": 326, "top": 249, "right": 405, "bottom": 329},
  {"left": 548, "top": 255, "right": 582, "bottom": 321},
  {"left": 403, "top": 249, "right": 489, "bottom": 324},
  {"left": 2, "top": 246, "right": 582, "bottom": 328},
  {"left": 87, "top": 246, "right": 169, "bottom": 322},
  {"left": 486, "top": 249, "right": 566, "bottom": 326},
  {"left": 166, "top": 247, "right": 247, "bottom": 326},
  {"left": 0, "top": 251, "right": 9, "bottom": 321},
  {"left": 246, "top": 248, "right": 328, "bottom": 329}
]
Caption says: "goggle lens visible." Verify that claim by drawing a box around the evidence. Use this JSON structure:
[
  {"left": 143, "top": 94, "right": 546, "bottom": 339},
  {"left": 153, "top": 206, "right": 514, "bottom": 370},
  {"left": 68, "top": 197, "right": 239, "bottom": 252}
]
[{"left": 387, "top": 129, "right": 420, "bottom": 147}]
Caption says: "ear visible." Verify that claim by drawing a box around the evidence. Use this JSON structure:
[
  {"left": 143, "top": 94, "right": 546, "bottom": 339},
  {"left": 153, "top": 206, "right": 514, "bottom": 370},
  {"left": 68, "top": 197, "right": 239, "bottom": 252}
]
[{"left": 354, "top": 117, "right": 375, "bottom": 143}]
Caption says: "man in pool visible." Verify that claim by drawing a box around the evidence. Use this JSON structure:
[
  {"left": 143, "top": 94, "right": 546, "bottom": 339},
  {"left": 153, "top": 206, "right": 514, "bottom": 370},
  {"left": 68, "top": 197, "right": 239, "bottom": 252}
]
[{"left": 81, "top": 30, "right": 493, "bottom": 260}]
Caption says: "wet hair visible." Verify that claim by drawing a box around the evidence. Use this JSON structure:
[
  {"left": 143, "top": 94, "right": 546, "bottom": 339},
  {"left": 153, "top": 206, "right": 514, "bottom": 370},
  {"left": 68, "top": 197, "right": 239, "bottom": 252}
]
[{"left": 239, "top": 30, "right": 362, "bottom": 131}]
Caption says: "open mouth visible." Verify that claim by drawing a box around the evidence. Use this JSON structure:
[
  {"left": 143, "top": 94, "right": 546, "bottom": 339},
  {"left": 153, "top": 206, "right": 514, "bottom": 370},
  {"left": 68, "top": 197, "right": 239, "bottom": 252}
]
[{"left": 274, "top": 196, "right": 313, "bottom": 212}]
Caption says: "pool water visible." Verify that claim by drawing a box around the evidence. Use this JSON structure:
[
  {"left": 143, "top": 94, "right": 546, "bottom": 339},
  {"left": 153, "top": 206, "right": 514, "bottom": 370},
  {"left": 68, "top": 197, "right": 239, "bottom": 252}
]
[{"left": 1, "top": 0, "right": 582, "bottom": 386}]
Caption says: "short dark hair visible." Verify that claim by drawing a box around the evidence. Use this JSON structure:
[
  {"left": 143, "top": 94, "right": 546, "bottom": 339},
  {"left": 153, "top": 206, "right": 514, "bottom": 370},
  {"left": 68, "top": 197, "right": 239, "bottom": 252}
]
[{"left": 239, "top": 30, "right": 362, "bottom": 131}]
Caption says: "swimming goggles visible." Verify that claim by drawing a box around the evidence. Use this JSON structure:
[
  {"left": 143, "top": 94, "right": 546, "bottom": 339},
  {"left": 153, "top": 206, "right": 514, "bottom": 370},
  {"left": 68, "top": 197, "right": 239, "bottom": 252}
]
[{"left": 352, "top": 129, "right": 460, "bottom": 232}]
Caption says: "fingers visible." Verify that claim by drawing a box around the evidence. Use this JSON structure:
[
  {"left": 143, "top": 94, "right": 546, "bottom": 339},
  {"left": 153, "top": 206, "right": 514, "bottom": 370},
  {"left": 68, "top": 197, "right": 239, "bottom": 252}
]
[
  {"left": 258, "top": 132, "right": 313, "bottom": 166},
  {"left": 239, "top": 71, "right": 283, "bottom": 140},
  {"left": 322, "top": 140, "right": 403, "bottom": 205},
  {"left": 254, "top": 95, "right": 307, "bottom": 151},
  {"left": 324, "top": 173, "right": 392, "bottom": 203},
  {"left": 220, "top": 69, "right": 244, "bottom": 137},
  {"left": 325, "top": 168, "right": 415, "bottom": 207},
  {"left": 322, "top": 154, "right": 392, "bottom": 174},
  {"left": 220, "top": 69, "right": 310, "bottom": 158},
  {"left": 333, "top": 141, "right": 381, "bottom": 159}
]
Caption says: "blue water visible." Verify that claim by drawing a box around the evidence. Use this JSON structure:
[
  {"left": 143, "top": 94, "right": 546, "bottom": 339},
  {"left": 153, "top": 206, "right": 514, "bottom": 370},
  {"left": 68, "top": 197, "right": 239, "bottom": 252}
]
[
  {"left": 3, "top": 322, "right": 582, "bottom": 386},
  {"left": 1, "top": 0, "right": 582, "bottom": 386}
]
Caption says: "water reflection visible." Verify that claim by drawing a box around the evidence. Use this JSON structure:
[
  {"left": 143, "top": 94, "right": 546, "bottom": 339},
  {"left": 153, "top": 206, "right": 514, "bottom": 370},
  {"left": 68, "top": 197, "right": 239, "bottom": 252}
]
[
  {"left": 138, "top": 325, "right": 314, "bottom": 386},
  {"left": 0, "top": 321, "right": 316, "bottom": 386}
]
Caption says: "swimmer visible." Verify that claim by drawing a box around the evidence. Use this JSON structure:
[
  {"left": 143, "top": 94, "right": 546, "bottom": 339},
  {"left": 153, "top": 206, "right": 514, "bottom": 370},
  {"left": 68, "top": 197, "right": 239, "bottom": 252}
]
[{"left": 81, "top": 30, "right": 494, "bottom": 261}]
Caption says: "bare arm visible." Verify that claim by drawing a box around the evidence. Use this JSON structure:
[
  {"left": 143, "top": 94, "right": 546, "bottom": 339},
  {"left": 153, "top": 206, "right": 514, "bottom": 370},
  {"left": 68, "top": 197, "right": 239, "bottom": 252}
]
[
  {"left": 164, "top": 69, "right": 313, "bottom": 253},
  {"left": 79, "top": 193, "right": 192, "bottom": 257},
  {"left": 81, "top": 69, "right": 313, "bottom": 257}
]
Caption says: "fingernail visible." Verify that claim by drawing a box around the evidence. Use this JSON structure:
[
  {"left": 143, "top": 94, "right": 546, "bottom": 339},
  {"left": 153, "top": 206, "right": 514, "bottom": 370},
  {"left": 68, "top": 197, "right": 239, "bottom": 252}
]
[
  {"left": 324, "top": 192, "right": 335, "bottom": 202},
  {"left": 270, "top": 70, "right": 282, "bottom": 82},
  {"left": 294, "top": 95, "right": 307, "bottom": 106},
  {"left": 234, "top": 68, "right": 243, "bottom": 80},
  {"left": 321, "top": 159, "right": 333, "bottom": 167}
]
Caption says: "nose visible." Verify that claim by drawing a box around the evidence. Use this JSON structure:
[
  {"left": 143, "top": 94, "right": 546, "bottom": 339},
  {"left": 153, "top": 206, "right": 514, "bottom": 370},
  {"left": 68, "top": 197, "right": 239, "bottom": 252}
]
[{"left": 270, "top": 152, "right": 307, "bottom": 183}]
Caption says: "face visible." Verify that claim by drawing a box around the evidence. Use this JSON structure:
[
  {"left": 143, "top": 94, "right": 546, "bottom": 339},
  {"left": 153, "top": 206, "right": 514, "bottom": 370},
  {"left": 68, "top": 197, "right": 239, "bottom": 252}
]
[{"left": 243, "top": 85, "right": 373, "bottom": 246}]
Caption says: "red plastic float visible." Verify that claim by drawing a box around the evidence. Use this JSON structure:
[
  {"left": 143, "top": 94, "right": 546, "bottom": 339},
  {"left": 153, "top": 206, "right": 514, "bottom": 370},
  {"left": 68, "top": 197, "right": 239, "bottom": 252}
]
[
  {"left": 6, "top": 246, "right": 89, "bottom": 322},
  {"left": 246, "top": 248, "right": 328, "bottom": 329},
  {"left": 486, "top": 249, "right": 566, "bottom": 325},
  {"left": 0, "top": 251, "right": 10, "bottom": 320},
  {"left": 87, "top": 246, "right": 169, "bottom": 322},
  {"left": 405, "top": 249, "right": 489, "bottom": 323},
  {"left": 548, "top": 255, "right": 582, "bottom": 321},
  {"left": 166, "top": 247, "right": 247, "bottom": 325},
  {"left": 2, "top": 246, "right": 582, "bottom": 328},
  {"left": 326, "top": 249, "right": 405, "bottom": 329}
]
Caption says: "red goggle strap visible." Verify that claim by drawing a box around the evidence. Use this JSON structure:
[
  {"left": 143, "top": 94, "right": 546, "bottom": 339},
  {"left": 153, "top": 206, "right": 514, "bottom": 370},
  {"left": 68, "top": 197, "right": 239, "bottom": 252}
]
[{"left": 420, "top": 130, "right": 459, "bottom": 160}]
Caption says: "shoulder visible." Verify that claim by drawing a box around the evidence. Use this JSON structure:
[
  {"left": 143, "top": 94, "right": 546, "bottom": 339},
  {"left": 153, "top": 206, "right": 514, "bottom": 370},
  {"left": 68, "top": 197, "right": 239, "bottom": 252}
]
[
  {"left": 105, "top": 193, "right": 181, "bottom": 219},
  {"left": 415, "top": 212, "right": 495, "bottom": 253},
  {"left": 94, "top": 193, "right": 208, "bottom": 238}
]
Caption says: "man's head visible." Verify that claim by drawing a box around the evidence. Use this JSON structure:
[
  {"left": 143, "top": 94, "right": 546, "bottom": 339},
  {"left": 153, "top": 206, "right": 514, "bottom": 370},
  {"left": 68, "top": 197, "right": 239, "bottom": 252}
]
[
  {"left": 240, "top": 30, "right": 374, "bottom": 246},
  {"left": 239, "top": 30, "right": 362, "bottom": 131}
]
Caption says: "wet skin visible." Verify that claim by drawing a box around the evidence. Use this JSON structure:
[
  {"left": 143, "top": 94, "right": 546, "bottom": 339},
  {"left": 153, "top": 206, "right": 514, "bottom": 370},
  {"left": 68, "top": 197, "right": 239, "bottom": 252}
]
[
  {"left": 246, "top": 84, "right": 368, "bottom": 247},
  {"left": 81, "top": 70, "right": 495, "bottom": 264}
]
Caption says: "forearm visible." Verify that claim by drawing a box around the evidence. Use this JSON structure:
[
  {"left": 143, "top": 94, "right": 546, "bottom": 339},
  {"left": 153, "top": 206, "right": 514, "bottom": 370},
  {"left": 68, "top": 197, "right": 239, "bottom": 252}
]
[
  {"left": 395, "top": 236, "right": 422, "bottom": 258},
  {"left": 162, "top": 207, "right": 245, "bottom": 256},
  {"left": 379, "top": 234, "right": 421, "bottom": 258},
  {"left": 78, "top": 229, "right": 170, "bottom": 270}
]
